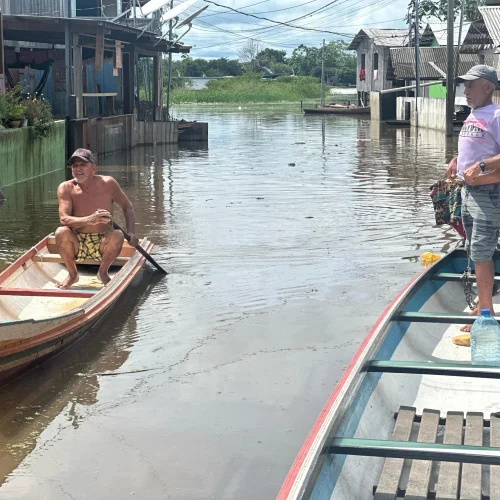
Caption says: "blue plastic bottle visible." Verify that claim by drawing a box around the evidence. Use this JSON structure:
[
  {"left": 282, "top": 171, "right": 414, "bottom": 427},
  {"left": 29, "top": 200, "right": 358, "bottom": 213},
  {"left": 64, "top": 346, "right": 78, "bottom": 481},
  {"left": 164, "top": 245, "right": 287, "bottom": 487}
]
[{"left": 471, "top": 309, "right": 500, "bottom": 366}]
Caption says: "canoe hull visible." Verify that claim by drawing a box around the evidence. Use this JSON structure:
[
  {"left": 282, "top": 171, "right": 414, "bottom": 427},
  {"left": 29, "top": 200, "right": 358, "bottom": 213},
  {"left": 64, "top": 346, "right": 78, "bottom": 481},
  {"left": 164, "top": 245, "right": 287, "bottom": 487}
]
[
  {"left": 278, "top": 248, "right": 498, "bottom": 499},
  {"left": 0, "top": 234, "right": 153, "bottom": 386}
]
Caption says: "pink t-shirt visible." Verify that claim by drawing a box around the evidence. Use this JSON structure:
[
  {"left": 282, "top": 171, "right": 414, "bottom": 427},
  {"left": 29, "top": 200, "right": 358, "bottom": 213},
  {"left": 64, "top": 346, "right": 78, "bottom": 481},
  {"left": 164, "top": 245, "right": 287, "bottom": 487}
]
[{"left": 457, "top": 103, "right": 500, "bottom": 177}]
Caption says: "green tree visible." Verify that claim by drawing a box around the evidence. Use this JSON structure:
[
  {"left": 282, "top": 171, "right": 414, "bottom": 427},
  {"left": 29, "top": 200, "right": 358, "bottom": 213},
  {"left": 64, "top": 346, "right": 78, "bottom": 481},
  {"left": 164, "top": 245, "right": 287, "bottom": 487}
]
[
  {"left": 406, "top": 0, "right": 485, "bottom": 23},
  {"left": 290, "top": 41, "right": 356, "bottom": 85}
]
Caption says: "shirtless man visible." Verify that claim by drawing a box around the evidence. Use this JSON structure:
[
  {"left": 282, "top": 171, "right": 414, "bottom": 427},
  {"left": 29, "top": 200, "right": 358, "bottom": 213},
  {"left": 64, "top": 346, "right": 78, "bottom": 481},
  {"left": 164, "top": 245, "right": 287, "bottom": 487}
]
[{"left": 55, "top": 149, "right": 139, "bottom": 289}]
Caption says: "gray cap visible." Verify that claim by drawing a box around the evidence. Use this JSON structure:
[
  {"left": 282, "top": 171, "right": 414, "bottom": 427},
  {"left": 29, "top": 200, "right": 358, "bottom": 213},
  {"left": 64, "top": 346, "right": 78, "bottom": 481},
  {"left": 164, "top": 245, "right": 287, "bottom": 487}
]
[{"left": 456, "top": 64, "right": 499, "bottom": 87}]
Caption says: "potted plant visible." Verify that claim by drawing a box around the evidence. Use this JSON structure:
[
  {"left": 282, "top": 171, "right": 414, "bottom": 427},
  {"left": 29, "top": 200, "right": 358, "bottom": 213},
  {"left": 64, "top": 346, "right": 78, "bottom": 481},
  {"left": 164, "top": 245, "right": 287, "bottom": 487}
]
[
  {"left": 8, "top": 104, "right": 25, "bottom": 128},
  {"left": 24, "top": 96, "right": 55, "bottom": 139}
]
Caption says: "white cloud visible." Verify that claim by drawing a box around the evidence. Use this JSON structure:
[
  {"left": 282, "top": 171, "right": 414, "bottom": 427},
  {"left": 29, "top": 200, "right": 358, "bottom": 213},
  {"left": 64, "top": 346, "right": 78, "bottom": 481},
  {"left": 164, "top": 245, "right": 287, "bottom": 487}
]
[{"left": 172, "top": 0, "right": 410, "bottom": 60}]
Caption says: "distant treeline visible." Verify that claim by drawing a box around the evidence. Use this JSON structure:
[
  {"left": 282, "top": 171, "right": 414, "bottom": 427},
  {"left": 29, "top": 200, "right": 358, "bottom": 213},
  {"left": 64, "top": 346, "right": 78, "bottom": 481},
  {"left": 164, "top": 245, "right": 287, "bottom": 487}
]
[{"left": 167, "top": 40, "right": 356, "bottom": 87}]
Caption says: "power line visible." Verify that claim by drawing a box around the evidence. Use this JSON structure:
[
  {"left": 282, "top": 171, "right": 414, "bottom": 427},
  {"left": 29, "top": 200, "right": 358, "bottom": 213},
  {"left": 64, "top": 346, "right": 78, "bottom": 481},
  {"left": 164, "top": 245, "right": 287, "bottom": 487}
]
[{"left": 201, "top": 0, "right": 354, "bottom": 36}]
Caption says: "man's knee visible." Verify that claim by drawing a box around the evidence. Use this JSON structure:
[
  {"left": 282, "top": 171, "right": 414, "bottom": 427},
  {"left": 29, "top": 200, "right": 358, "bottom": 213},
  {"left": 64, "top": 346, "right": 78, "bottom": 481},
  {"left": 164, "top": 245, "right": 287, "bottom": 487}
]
[
  {"left": 102, "top": 230, "right": 124, "bottom": 254},
  {"left": 55, "top": 226, "right": 73, "bottom": 242}
]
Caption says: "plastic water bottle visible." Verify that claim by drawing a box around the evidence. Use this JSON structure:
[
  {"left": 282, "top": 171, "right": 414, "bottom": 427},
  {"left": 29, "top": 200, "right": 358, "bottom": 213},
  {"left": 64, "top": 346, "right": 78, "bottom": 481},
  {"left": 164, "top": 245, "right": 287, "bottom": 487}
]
[{"left": 471, "top": 309, "right": 500, "bottom": 365}]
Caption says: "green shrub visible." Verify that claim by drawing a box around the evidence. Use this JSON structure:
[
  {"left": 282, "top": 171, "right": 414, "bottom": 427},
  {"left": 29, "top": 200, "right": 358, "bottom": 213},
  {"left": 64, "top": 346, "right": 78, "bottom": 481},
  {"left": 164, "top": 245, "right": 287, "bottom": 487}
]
[{"left": 170, "top": 74, "right": 326, "bottom": 104}]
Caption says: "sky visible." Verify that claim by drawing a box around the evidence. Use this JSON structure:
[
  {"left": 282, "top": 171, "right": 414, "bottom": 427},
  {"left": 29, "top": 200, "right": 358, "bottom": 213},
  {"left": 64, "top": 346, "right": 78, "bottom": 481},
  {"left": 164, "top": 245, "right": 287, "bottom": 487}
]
[{"left": 169, "top": 0, "right": 412, "bottom": 60}]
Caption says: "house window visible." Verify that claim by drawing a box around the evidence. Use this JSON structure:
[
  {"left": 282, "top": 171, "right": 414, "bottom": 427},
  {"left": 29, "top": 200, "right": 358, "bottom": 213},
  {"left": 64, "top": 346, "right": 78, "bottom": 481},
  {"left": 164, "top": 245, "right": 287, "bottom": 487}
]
[
  {"left": 361, "top": 54, "right": 366, "bottom": 70},
  {"left": 76, "top": 0, "right": 100, "bottom": 17},
  {"left": 373, "top": 53, "right": 379, "bottom": 71}
]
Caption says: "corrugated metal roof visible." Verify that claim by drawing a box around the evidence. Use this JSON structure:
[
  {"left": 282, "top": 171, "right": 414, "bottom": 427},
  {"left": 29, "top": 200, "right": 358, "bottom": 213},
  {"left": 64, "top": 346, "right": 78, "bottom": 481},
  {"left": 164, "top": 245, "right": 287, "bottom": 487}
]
[
  {"left": 423, "top": 23, "right": 472, "bottom": 46},
  {"left": 390, "top": 46, "right": 495, "bottom": 79},
  {"left": 461, "top": 11, "right": 493, "bottom": 53},
  {"left": 479, "top": 6, "right": 500, "bottom": 47},
  {"left": 347, "top": 29, "right": 409, "bottom": 50}
]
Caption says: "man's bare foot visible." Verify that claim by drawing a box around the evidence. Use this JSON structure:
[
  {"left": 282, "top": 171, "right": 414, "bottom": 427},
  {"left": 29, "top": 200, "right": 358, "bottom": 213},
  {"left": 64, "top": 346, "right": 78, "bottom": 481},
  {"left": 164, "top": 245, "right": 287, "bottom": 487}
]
[
  {"left": 97, "top": 271, "right": 111, "bottom": 286},
  {"left": 56, "top": 273, "right": 79, "bottom": 290},
  {"left": 460, "top": 305, "right": 480, "bottom": 332}
]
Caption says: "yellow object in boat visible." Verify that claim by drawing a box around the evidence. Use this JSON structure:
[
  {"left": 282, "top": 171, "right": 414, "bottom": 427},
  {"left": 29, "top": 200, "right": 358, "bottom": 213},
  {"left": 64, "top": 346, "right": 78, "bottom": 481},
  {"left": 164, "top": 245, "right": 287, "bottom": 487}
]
[
  {"left": 453, "top": 333, "right": 471, "bottom": 347},
  {"left": 420, "top": 252, "right": 441, "bottom": 266}
]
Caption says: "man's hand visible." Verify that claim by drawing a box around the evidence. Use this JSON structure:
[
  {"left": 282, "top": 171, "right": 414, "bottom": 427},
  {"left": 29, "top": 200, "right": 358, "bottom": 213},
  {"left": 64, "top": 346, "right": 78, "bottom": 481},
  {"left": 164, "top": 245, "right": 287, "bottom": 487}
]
[
  {"left": 463, "top": 162, "right": 483, "bottom": 186},
  {"left": 446, "top": 157, "right": 458, "bottom": 179},
  {"left": 88, "top": 209, "right": 112, "bottom": 225},
  {"left": 128, "top": 233, "right": 139, "bottom": 247}
]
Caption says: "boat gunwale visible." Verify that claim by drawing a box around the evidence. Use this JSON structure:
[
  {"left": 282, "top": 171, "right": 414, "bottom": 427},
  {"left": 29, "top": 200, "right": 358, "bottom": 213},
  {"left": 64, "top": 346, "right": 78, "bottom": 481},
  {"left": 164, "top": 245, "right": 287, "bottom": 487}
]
[
  {"left": 276, "top": 253, "right": 453, "bottom": 499},
  {"left": 0, "top": 236, "right": 153, "bottom": 360}
]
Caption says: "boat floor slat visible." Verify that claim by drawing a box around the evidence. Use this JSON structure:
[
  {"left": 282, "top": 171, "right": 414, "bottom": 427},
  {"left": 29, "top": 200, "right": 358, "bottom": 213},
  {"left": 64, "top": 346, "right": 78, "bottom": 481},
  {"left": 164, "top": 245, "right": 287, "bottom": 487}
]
[
  {"left": 461, "top": 413, "right": 483, "bottom": 500},
  {"left": 405, "top": 409, "right": 440, "bottom": 500},
  {"left": 490, "top": 414, "right": 500, "bottom": 499},
  {"left": 374, "top": 406, "right": 415, "bottom": 500},
  {"left": 368, "top": 408, "right": 499, "bottom": 499},
  {"left": 435, "top": 412, "right": 464, "bottom": 500}
]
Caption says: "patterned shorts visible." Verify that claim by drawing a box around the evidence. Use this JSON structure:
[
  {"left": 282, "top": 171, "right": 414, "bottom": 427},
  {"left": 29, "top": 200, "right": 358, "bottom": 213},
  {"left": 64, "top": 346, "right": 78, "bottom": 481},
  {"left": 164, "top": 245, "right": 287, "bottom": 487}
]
[
  {"left": 462, "top": 185, "right": 500, "bottom": 262},
  {"left": 75, "top": 232, "right": 105, "bottom": 263}
]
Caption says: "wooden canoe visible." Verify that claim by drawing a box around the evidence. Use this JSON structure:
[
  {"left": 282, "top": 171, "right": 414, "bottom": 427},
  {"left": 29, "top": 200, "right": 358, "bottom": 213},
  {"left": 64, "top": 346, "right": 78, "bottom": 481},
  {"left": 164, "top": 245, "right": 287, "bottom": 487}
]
[
  {"left": 303, "top": 106, "right": 370, "bottom": 115},
  {"left": 278, "top": 247, "right": 500, "bottom": 500},
  {"left": 0, "top": 233, "right": 153, "bottom": 385}
]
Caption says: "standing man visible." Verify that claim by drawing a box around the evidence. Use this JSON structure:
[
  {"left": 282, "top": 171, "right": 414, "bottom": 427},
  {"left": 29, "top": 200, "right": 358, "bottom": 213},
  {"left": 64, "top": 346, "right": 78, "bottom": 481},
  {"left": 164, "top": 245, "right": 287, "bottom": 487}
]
[
  {"left": 447, "top": 65, "right": 500, "bottom": 331},
  {"left": 56, "top": 149, "right": 139, "bottom": 289}
]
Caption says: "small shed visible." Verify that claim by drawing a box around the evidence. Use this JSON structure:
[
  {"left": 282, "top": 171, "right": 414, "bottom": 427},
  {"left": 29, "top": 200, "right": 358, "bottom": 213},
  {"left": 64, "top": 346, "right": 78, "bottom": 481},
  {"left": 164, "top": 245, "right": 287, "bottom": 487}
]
[{"left": 347, "top": 28, "right": 409, "bottom": 106}]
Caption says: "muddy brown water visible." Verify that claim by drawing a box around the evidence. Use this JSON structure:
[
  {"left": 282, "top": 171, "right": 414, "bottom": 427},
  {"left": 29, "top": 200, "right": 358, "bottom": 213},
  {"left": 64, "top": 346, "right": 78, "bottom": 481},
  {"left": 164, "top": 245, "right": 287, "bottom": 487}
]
[{"left": 0, "top": 106, "right": 460, "bottom": 499}]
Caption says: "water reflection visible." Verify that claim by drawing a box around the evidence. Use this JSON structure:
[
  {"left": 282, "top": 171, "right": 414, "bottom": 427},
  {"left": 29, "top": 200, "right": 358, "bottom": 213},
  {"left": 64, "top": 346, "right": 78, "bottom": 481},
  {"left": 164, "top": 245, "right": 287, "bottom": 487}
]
[{"left": 0, "top": 269, "right": 162, "bottom": 485}]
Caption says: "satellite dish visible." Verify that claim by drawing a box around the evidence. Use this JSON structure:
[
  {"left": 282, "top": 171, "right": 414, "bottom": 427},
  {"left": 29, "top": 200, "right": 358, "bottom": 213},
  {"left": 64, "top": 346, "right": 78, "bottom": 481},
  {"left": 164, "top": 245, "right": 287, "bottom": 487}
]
[{"left": 176, "top": 5, "right": 208, "bottom": 29}]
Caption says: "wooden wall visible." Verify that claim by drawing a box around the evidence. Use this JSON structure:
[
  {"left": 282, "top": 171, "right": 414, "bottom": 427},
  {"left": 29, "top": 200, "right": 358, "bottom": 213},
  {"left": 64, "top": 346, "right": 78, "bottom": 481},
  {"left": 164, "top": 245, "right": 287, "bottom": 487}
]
[{"left": 68, "top": 115, "right": 180, "bottom": 157}]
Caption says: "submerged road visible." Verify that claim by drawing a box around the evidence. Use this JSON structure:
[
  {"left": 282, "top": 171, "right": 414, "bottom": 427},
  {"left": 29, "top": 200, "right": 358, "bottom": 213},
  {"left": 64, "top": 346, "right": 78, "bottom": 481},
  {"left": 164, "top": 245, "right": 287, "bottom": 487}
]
[{"left": 0, "top": 105, "right": 459, "bottom": 499}]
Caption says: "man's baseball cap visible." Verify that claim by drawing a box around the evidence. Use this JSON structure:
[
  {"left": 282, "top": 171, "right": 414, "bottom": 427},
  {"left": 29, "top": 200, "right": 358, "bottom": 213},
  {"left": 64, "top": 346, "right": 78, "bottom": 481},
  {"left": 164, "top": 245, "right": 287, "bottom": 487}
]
[
  {"left": 67, "top": 148, "right": 96, "bottom": 166},
  {"left": 456, "top": 65, "right": 499, "bottom": 87}
]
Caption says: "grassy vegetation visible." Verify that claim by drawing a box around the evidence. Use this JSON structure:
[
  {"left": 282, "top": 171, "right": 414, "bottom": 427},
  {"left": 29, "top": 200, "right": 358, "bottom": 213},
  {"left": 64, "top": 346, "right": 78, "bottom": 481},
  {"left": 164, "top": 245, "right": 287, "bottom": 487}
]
[{"left": 170, "top": 74, "right": 326, "bottom": 104}]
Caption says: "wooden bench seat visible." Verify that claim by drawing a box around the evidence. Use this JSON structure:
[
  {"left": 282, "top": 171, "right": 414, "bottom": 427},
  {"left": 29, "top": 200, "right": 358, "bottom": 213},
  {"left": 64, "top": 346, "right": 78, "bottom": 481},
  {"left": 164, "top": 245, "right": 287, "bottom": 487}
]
[
  {"left": 32, "top": 254, "right": 129, "bottom": 267},
  {"left": 46, "top": 234, "right": 136, "bottom": 258}
]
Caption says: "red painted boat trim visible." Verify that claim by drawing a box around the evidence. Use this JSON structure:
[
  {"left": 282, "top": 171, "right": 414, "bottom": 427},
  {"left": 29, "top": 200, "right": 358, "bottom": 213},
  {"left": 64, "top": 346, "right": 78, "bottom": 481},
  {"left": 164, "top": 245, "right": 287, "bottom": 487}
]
[
  {"left": 0, "top": 288, "right": 96, "bottom": 298},
  {"left": 276, "top": 272, "right": 422, "bottom": 500},
  {"left": 0, "top": 239, "right": 153, "bottom": 367}
]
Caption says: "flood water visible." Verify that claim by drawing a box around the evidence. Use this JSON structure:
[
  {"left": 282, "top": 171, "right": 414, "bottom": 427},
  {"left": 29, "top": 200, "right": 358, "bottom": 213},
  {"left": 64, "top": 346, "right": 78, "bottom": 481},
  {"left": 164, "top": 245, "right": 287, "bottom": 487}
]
[{"left": 0, "top": 105, "right": 460, "bottom": 499}]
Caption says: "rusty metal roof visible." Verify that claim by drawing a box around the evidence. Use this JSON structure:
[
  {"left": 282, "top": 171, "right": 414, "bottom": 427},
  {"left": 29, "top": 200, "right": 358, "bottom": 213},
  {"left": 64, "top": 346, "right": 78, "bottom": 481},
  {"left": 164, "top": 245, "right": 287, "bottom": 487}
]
[
  {"left": 390, "top": 46, "right": 495, "bottom": 79},
  {"left": 347, "top": 29, "right": 409, "bottom": 50}
]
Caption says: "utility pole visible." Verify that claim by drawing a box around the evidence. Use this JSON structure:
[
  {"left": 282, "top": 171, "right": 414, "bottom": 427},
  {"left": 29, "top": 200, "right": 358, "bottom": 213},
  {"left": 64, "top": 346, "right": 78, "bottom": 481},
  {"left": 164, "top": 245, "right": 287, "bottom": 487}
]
[
  {"left": 133, "top": 0, "right": 137, "bottom": 27},
  {"left": 453, "top": 3, "right": 464, "bottom": 97},
  {"left": 165, "top": 0, "right": 174, "bottom": 120},
  {"left": 320, "top": 39, "right": 325, "bottom": 107},
  {"left": 414, "top": 0, "right": 420, "bottom": 128},
  {"left": 446, "top": 0, "right": 455, "bottom": 136}
]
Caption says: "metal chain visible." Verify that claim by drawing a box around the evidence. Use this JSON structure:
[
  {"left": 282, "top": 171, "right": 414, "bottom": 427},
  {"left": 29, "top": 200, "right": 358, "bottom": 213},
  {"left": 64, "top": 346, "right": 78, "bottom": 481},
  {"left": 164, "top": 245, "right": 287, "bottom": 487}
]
[{"left": 461, "top": 238, "right": 476, "bottom": 311}]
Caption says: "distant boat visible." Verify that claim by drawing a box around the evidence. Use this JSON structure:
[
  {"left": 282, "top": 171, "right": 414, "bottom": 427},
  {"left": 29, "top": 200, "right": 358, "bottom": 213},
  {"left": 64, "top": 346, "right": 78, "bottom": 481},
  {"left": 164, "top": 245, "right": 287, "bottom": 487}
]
[{"left": 303, "top": 105, "right": 370, "bottom": 115}]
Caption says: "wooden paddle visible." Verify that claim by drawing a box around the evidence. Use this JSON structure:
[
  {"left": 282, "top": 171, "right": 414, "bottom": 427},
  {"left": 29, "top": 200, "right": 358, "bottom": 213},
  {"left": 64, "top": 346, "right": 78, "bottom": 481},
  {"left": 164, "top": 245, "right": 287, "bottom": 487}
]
[{"left": 112, "top": 222, "right": 167, "bottom": 274}]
